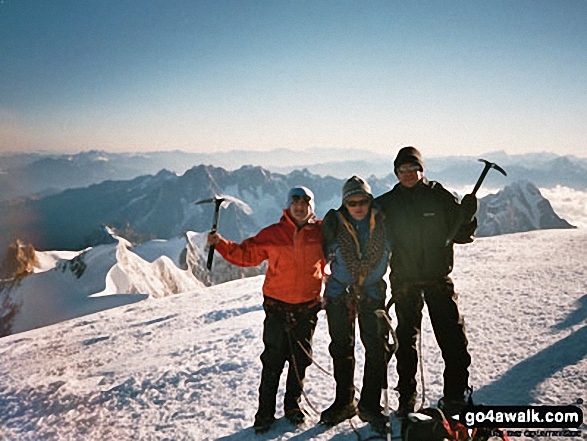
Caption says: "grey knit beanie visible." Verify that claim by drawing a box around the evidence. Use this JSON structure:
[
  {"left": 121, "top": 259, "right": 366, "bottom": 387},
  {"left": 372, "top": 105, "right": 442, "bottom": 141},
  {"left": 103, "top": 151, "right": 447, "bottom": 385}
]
[{"left": 342, "top": 175, "right": 372, "bottom": 202}]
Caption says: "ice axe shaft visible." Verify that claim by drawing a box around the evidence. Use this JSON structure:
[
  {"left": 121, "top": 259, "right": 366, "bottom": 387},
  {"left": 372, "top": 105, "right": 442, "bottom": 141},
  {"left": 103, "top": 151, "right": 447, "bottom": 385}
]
[
  {"left": 375, "top": 308, "right": 397, "bottom": 441},
  {"left": 195, "top": 197, "right": 226, "bottom": 270}
]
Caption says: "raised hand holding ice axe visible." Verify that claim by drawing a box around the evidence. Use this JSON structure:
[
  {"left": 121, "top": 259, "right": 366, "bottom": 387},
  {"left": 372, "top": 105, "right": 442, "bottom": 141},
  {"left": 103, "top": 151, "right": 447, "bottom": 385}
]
[
  {"left": 195, "top": 196, "right": 226, "bottom": 270},
  {"left": 446, "top": 159, "right": 507, "bottom": 246}
]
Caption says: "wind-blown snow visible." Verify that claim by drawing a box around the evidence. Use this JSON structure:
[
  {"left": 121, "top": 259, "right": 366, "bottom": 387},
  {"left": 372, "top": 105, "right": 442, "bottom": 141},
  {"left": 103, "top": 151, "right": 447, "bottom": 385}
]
[
  {"left": 0, "top": 229, "right": 586, "bottom": 440},
  {"left": 33, "top": 250, "right": 82, "bottom": 273}
]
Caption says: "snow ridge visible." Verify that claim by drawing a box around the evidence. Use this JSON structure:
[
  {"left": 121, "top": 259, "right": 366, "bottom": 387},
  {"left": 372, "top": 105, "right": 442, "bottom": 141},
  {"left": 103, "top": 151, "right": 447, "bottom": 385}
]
[{"left": 0, "top": 229, "right": 206, "bottom": 336}]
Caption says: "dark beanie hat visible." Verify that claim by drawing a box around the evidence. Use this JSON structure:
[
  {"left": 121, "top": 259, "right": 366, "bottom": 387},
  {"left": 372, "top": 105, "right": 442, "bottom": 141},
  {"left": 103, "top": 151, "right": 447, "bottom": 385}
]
[
  {"left": 342, "top": 175, "right": 372, "bottom": 202},
  {"left": 394, "top": 146, "right": 424, "bottom": 174}
]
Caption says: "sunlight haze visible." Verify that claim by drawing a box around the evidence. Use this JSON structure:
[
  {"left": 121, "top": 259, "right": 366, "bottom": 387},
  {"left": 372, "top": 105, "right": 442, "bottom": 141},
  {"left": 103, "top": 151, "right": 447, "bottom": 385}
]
[{"left": 1, "top": 1, "right": 586, "bottom": 157}]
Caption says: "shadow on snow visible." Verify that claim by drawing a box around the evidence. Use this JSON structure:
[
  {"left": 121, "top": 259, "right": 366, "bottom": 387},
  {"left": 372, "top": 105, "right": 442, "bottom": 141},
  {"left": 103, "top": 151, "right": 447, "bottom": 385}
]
[
  {"left": 474, "top": 325, "right": 587, "bottom": 405},
  {"left": 552, "top": 294, "right": 587, "bottom": 331}
]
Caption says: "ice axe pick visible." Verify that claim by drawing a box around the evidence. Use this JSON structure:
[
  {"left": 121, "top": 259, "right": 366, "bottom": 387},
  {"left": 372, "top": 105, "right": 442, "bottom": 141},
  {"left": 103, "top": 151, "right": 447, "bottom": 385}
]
[
  {"left": 471, "top": 159, "right": 507, "bottom": 196},
  {"left": 195, "top": 196, "right": 226, "bottom": 270}
]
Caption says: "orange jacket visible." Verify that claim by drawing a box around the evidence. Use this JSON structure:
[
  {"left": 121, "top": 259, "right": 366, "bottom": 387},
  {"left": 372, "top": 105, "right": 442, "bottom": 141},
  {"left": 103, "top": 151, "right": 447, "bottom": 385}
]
[{"left": 215, "top": 210, "right": 325, "bottom": 304}]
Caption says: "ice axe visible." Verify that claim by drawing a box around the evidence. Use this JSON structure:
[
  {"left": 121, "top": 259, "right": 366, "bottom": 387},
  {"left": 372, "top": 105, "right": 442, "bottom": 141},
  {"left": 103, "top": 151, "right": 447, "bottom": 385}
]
[
  {"left": 195, "top": 196, "right": 226, "bottom": 270},
  {"left": 446, "top": 159, "right": 507, "bottom": 246}
]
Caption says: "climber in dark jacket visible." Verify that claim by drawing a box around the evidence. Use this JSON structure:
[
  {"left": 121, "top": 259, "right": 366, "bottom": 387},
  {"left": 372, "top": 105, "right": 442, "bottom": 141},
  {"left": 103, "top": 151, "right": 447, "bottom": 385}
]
[
  {"left": 320, "top": 175, "right": 392, "bottom": 433},
  {"left": 375, "top": 146, "right": 478, "bottom": 417}
]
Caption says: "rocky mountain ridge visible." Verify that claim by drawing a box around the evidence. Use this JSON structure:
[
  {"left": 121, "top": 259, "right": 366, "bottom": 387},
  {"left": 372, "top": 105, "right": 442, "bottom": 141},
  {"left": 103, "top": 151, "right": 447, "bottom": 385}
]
[
  {"left": 1, "top": 149, "right": 586, "bottom": 204},
  {"left": 0, "top": 162, "right": 574, "bottom": 262}
]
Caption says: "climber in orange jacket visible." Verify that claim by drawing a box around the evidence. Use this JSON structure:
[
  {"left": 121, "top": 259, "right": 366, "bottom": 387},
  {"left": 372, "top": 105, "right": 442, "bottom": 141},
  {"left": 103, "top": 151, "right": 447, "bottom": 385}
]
[{"left": 207, "top": 186, "right": 325, "bottom": 433}]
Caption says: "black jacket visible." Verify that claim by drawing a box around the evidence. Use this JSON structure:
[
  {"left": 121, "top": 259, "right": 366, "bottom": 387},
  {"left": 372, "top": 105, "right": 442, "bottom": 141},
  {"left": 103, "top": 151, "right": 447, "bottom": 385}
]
[{"left": 375, "top": 178, "right": 476, "bottom": 283}]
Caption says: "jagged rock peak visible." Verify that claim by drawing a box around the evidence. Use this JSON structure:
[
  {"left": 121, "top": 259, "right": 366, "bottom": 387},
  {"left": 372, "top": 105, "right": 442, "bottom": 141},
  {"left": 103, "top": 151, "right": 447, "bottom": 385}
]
[
  {"left": 0, "top": 239, "right": 39, "bottom": 280},
  {"left": 476, "top": 180, "right": 575, "bottom": 237}
]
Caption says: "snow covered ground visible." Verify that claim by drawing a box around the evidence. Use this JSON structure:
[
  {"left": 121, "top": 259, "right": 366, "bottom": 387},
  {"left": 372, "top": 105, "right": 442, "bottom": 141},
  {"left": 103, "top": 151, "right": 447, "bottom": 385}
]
[{"left": 0, "top": 228, "right": 586, "bottom": 440}]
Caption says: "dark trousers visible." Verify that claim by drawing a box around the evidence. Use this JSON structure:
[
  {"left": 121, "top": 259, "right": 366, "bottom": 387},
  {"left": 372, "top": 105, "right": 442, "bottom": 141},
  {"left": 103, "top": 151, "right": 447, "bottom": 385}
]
[
  {"left": 393, "top": 280, "right": 471, "bottom": 401},
  {"left": 256, "top": 298, "right": 320, "bottom": 420},
  {"left": 326, "top": 294, "right": 391, "bottom": 412}
]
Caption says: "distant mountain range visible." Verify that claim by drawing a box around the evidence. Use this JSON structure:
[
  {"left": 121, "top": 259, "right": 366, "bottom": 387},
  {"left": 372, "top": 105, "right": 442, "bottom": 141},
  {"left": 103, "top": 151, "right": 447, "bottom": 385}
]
[
  {"left": 1, "top": 149, "right": 586, "bottom": 203},
  {"left": 0, "top": 161, "right": 575, "bottom": 261},
  {"left": 0, "top": 165, "right": 343, "bottom": 254}
]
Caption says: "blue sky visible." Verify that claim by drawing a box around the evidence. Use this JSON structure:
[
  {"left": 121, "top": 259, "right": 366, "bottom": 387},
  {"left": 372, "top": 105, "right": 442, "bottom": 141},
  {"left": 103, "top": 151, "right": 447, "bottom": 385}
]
[{"left": 1, "top": 0, "right": 586, "bottom": 157}]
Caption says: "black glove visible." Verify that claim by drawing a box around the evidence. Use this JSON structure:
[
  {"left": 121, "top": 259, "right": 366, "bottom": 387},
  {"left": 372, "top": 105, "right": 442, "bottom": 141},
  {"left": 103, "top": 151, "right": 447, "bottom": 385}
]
[{"left": 461, "top": 194, "right": 478, "bottom": 221}]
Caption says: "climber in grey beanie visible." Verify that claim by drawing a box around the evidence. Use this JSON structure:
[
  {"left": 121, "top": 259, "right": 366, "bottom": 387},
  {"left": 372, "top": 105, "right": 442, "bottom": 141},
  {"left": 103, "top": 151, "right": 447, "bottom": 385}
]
[{"left": 320, "top": 175, "right": 392, "bottom": 433}]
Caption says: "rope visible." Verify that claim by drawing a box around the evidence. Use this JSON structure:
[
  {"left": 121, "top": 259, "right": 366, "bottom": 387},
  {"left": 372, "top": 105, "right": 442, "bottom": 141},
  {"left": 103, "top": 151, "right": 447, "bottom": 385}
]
[
  {"left": 296, "top": 340, "right": 334, "bottom": 378},
  {"left": 285, "top": 320, "right": 321, "bottom": 416},
  {"left": 296, "top": 336, "right": 361, "bottom": 394}
]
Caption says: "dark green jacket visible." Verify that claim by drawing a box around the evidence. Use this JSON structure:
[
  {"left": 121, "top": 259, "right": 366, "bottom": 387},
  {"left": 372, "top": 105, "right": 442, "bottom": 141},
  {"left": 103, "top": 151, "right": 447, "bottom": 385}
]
[{"left": 375, "top": 178, "right": 476, "bottom": 283}]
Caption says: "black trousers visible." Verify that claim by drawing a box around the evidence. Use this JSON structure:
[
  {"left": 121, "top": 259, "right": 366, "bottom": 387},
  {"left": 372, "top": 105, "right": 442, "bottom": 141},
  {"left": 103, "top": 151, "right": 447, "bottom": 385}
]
[
  {"left": 256, "top": 298, "right": 320, "bottom": 420},
  {"left": 393, "top": 279, "right": 471, "bottom": 401},
  {"left": 325, "top": 293, "right": 391, "bottom": 412}
]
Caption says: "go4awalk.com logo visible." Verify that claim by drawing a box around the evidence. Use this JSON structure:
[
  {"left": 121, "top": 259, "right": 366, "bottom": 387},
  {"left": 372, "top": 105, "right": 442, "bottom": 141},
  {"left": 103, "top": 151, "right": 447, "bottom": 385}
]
[{"left": 461, "top": 404, "right": 583, "bottom": 429}]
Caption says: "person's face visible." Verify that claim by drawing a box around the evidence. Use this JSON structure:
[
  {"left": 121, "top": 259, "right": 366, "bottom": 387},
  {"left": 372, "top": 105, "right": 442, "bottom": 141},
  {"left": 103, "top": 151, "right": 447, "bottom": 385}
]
[
  {"left": 345, "top": 195, "right": 371, "bottom": 221},
  {"left": 289, "top": 196, "right": 311, "bottom": 224},
  {"left": 397, "top": 163, "right": 424, "bottom": 188}
]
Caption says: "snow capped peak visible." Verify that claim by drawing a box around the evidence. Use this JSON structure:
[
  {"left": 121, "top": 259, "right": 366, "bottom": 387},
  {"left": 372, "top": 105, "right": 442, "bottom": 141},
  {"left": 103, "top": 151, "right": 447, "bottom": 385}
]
[{"left": 476, "top": 180, "right": 575, "bottom": 237}]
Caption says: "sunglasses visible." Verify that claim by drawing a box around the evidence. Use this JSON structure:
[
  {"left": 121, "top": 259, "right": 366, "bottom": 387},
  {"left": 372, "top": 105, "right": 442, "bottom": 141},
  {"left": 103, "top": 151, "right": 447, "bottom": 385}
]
[
  {"left": 346, "top": 199, "right": 370, "bottom": 208},
  {"left": 397, "top": 164, "right": 422, "bottom": 173}
]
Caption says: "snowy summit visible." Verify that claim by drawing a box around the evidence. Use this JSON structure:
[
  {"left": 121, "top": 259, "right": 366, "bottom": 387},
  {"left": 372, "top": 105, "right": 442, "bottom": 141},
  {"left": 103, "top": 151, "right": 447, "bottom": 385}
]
[{"left": 0, "top": 228, "right": 585, "bottom": 440}]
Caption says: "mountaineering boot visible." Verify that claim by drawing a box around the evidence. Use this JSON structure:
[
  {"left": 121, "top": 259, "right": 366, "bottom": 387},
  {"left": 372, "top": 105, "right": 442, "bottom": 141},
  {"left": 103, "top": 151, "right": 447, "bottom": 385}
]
[
  {"left": 253, "top": 414, "right": 275, "bottom": 434},
  {"left": 438, "top": 386, "right": 473, "bottom": 416},
  {"left": 396, "top": 392, "right": 417, "bottom": 418},
  {"left": 437, "top": 395, "right": 467, "bottom": 416},
  {"left": 358, "top": 404, "right": 388, "bottom": 435},
  {"left": 438, "top": 397, "right": 465, "bottom": 416},
  {"left": 284, "top": 380, "right": 306, "bottom": 426},
  {"left": 284, "top": 406, "right": 306, "bottom": 426},
  {"left": 320, "top": 398, "right": 358, "bottom": 426},
  {"left": 284, "top": 394, "right": 305, "bottom": 426},
  {"left": 321, "top": 355, "right": 357, "bottom": 425}
]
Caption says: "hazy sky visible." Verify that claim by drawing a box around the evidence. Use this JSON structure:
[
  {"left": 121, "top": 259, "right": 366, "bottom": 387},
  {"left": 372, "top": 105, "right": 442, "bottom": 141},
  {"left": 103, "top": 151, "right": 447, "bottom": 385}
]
[{"left": 1, "top": 0, "right": 586, "bottom": 157}]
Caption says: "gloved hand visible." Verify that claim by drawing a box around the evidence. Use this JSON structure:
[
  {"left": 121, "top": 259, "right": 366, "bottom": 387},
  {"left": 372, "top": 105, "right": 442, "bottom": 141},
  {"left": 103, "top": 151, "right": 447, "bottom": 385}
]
[
  {"left": 207, "top": 232, "right": 221, "bottom": 246},
  {"left": 461, "top": 194, "right": 478, "bottom": 220}
]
